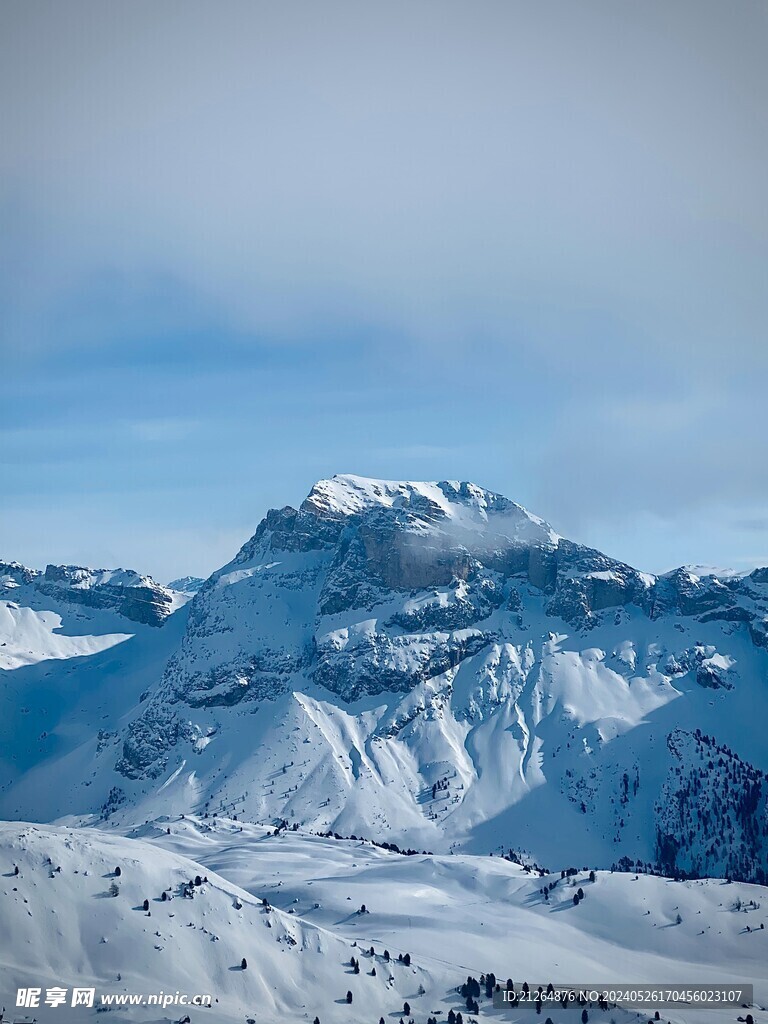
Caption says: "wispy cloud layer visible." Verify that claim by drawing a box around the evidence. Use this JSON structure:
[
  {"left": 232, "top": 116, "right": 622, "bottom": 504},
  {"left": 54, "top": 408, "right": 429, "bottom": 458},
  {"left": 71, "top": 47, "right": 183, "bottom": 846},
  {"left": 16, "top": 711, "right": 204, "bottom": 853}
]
[{"left": 1, "top": 1, "right": 766, "bottom": 579}]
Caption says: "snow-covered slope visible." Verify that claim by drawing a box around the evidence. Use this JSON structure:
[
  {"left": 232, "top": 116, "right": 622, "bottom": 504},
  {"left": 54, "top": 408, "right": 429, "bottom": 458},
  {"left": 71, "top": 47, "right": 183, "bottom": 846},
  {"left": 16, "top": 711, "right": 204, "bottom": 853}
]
[
  {"left": 0, "top": 821, "right": 397, "bottom": 1023},
  {"left": 0, "top": 560, "right": 189, "bottom": 822},
  {"left": 3, "top": 477, "right": 768, "bottom": 885},
  {"left": 1, "top": 818, "right": 765, "bottom": 1024}
]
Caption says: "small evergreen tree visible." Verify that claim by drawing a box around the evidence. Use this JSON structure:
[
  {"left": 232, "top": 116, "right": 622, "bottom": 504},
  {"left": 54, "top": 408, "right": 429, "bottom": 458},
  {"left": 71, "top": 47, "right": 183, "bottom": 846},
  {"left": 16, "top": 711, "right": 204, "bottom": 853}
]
[
  {"left": 345, "top": 990, "right": 352, "bottom": 1004},
  {"left": 582, "top": 1010, "right": 589, "bottom": 1023},
  {"left": 403, "top": 952, "right": 411, "bottom": 966},
  {"left": 143, "top": 898, "right": 149, "bottom": 911},
  {"left": 114, "top": 866, "right": 121, "bottom": 876},
  {"left": 404, "top": 1002, "right": 410, "bottom": 1016},
  {"left": 241, "top": 958, "right": 247, "bottom": 970}
]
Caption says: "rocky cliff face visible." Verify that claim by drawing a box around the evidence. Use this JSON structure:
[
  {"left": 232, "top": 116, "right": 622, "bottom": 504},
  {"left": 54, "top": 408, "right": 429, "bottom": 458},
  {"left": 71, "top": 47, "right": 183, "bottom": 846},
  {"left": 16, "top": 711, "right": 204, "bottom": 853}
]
[
  {"left": 117, "top": 476, "right": 768, "bottom": 742},
  {"left": 0, "top": 560, "right": 175, "bottom": 627}
]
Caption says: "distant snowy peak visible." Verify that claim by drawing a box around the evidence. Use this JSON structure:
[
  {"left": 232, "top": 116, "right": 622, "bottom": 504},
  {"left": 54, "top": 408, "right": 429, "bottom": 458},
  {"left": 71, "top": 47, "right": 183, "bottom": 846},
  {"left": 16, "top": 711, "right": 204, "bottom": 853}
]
[
  {"left": 672, "top": 565, "right": 750, "bottom": 582},
  {"left": 168, "top": 575, "right": 206, "bottom": 595},
  {"left": 42, "top": 563, "right": 160, "bottom": 591},
  {"left": 301, "top": 474, "right": 560, "bottom": 545},
  {"left": 0, "top": 559, "right": 175, "bottom": 627},
  {"left": 296, "top": 475, "right": 561, "bottom": 557}
]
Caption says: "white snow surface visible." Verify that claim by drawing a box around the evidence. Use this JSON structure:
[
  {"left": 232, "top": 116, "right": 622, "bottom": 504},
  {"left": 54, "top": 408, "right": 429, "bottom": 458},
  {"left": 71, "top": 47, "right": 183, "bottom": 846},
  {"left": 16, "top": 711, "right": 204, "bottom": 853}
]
[{"left": 0, "top": 818, "right": 765, "bottom": 1023}]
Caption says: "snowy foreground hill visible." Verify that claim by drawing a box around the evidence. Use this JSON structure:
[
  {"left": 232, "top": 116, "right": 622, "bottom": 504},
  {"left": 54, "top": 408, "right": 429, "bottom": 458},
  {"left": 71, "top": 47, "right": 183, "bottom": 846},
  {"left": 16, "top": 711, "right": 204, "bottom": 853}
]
[
  {"left": 0, "top": 817, "right": 766, "bottom": 1024},
  {"left": 1, "top": 475, "right": 767, "bottom": 1021}
]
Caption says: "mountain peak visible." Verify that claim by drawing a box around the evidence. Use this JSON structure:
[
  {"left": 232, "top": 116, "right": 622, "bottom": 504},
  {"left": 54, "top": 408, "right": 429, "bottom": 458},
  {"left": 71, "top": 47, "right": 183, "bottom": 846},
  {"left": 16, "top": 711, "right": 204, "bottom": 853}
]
[{"left": 301, "top": 474, "right": 560, "bottom": 544}]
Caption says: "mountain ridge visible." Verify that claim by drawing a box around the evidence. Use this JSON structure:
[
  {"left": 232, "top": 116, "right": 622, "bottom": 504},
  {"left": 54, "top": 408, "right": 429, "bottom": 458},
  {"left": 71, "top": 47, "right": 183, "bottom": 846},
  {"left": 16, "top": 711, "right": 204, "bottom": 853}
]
[{"left": 2, "top": 476, "right": 767, "bottom": 885}]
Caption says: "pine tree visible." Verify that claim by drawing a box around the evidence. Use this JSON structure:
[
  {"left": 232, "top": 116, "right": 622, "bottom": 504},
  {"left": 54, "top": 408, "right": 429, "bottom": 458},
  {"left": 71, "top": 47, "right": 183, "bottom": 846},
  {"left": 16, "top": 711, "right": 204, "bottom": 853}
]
[
  {"left": 241, "top": 958, "right": 247, "bottom": 970},
  {"left": 404, "top": 1002, "right": 410, "bottom": 1016},
  {"left": 114, "top": 866, "right": 121, "bottom": 876},
  {"left": 345, "top": 990, "right": 352, "bottom": 1004},
  {"left": 403, "top": 952, "right": 411, "bottom": 966},
  {"left": 143, "top": 898, "right": 149, "bottom": 911}
]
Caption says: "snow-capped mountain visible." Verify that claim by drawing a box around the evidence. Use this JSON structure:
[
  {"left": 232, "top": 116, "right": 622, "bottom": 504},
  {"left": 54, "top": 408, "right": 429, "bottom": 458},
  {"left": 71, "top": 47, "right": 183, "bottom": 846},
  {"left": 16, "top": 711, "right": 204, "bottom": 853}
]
[{"left": 2, "top": 477, "right": 767, "bottom": 885}]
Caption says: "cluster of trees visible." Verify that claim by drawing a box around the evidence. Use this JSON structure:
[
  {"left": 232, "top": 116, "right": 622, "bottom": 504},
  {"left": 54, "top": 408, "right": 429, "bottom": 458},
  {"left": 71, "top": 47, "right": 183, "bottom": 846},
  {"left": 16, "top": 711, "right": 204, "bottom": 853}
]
[
  {"left": 272, "top": 818, "right": 299, "bottom": 835},
  {"left": 180, "top": 874, "right": 208, "bottom": 899},
  {"left": 100, "top": 785, "right": 126, "bottom": 820},
  {"left": 432, "top": 776, "right": 450, "bottom": 800},
  {"left": 656, "top": 730, "right": 768, "bottom": 884},
  {"left": 313, "top": 829, "right": 433, "bottom": 857},
  {"left": 501, "top": 847, "right": 549, "bottom": 875}
]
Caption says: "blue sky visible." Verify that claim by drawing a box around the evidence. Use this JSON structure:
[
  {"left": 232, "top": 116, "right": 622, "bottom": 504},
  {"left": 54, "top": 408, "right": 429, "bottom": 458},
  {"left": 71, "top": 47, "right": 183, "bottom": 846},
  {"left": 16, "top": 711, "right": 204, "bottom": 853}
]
[{"left": 2, "top": 1, "right": 767, "bottom": 581}]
